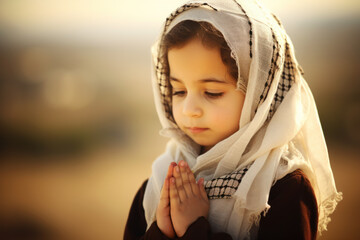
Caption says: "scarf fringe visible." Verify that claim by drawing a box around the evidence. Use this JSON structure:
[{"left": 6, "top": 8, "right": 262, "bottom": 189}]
[
  {"left": 249, "top": 206, "right": 271, "bottom": 226},
  {"left": 318, "top": 192, "right": 343, "bottom": 234},
  {"left": 245, "top": 205, "right": 271, "bottom": 238}
]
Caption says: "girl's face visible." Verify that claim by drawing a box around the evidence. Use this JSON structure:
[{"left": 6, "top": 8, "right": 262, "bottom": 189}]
[{"left": 168, "top": 37, "right": 245, "bottom": 153}]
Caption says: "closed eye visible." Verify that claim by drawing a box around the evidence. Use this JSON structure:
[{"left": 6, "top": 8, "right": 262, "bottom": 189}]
[
  {"left": 205, "top": 92, "right": 224, "bottom": 98},
  {"left": 172, "top": 90, "right": 186, "bottom": 97}
]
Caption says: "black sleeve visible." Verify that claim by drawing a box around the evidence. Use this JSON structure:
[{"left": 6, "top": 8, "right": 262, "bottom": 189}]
[
  {"left": 178, "top": 217, "right": 232, "bottom": 240},
  {"left": 123, "top": 180, "right": 233, "bottom": 240},
  {"left": 257, "top": 170, "right": 318, "bottom": 240},
  {"left": 124, "top": 180, "right": 172, "bottom": 240}
]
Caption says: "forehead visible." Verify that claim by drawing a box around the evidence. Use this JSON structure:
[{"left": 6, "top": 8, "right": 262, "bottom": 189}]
[{"left": 168, "top": 38, "right": 234, "bottom": 84}]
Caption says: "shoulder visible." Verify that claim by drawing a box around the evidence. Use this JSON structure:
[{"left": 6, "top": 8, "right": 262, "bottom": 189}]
[
  {"left": 139, "top": 179, "right": 149, "bottom": 194},
  {"left": 268, "top": 169, "right": 318, "bottom": 218},
  {"left": 258, "top": 169, "right": 318, "bottom": 239},
  {"left": 269, "top": 169, "right": 316, "bottom": 203},
  {"left": 132, "top": 179, "right": 149, "bottom": 204},
  {"left": 126, "top": 179, "right": 149, "bottom": 218},
  {"left": 124, "top": 179, "right": 150, "bottom": 239}
]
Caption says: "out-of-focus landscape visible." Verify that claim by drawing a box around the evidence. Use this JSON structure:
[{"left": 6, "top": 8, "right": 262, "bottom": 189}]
[{"left": 0, "top": 0, "right": 359, "bottom": 239}]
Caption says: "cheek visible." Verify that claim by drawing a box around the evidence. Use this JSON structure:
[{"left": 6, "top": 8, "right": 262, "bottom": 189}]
[
  {"left": 172, "top": 101, "right": 182, "bottom": 124},
  {"left": 211, "top": 102, "right": 243, "bottom": 128},
  {"left": 212, "top": 108, "right": 240, "bottom": 125}
]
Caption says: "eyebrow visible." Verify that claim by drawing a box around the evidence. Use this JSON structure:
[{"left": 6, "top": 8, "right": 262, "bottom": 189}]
[{"left": 169, "top": 76, "right": 229, "bottom": 84}]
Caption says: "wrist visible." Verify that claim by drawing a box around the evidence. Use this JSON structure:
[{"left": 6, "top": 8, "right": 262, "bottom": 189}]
[
  {"left": 177, "top": 217, "right": 210, "bottom": 239},
  {"left": 156, "top": 221, "right": 176, "bottom": 239}
]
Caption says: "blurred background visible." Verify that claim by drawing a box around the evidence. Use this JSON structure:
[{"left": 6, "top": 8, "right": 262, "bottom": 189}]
[{"left": 0, "top": 0, "right": 359, "bottom": 239}]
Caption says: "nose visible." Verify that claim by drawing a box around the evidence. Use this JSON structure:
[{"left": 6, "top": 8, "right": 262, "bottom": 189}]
[{"left": 182, "top": 93, "right": 203, "bottom": 118}]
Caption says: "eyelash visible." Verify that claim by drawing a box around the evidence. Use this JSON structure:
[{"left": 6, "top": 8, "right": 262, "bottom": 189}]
[
  {"left": 172, "top": 91, "right": 224, "bottom": 99},
  {"left": 205, "top": 92, "right": 224, "bottom": 98},
  {"left": 172, "top": 91, "right": 186, "bottom": 97}
]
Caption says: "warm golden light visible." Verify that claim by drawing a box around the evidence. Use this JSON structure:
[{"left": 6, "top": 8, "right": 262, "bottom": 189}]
[{"left": 0, "top": 0, "right": 358, "bottom": 239}]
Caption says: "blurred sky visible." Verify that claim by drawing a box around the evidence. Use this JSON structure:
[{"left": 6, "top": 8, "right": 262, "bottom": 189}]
[{"left": 0, "top": 0, "right": 359, "bottom": 45}]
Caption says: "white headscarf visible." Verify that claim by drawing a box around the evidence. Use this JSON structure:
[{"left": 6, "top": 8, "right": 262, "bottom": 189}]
[{"left": 143, "top": 0, "right": 342, "bottom": 239}]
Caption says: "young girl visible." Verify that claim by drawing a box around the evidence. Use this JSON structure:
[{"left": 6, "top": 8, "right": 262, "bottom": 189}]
[{"left": 124, "top": 0, "right": 342, "bottom": 239}]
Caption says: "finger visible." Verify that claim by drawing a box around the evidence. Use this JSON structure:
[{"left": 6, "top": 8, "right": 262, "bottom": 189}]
[
  {"left": 173, "top": 165, "right": 187, "bottom": 202},
  {"left": 166, "top": 162, "right": 177, "bottom": 179},
  {"left": 159, "top": 178, "right": 170, "bottom": 206},
  {"left": 179, "top": 160, "right": 193, "bottom": 196},
  {"left": 186, "top": 165, "right": 200, "bottom": 196},
  {"left": 198, "top": 178, "right": 209, "bottom": 202},
  {"left": 159, "top": 162, "right": 176, "bottom": 204},
  {"left": 169, "top": 177, "right": 180, "bottom": 207}
]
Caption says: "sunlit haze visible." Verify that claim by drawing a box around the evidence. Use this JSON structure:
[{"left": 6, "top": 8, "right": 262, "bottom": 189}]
[
  {"left": 0, "top": 0, "right": 358, "bottom": 44},
  {"left": 0, "top": 1, "right": 358, "bottom": 239}
]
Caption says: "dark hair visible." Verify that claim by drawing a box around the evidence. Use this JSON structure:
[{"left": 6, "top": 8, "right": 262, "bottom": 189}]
[{"left": 161, "top": 20, "right": 238, "bottom": 81}]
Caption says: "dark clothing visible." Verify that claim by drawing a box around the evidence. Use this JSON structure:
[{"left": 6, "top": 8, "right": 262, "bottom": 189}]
[{"left": 124, "top": 170, "right": 318, "bottom": 240}]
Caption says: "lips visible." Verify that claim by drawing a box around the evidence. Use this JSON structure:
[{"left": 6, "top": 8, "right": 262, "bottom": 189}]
[{"left": 187, "top": 127, "right": 209, "bottom": 134}]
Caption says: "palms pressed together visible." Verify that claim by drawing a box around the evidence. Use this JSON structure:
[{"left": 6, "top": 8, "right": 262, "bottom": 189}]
[{"left": 156, "top": 160, "right": 209, "bottom": 238}]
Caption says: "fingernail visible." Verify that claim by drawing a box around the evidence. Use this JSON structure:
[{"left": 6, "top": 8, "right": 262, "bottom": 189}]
[
  {"left": 171, "top": 178, "right": 175, "bottom": 184},
  {"left": 171, "top": 162, "right": 177, "bottom": 166},
  {"left": 175, "top": 166, "right": 179, "bottom": 172},
  {"left": 181, "top": 161, "right": 187, "bottom": 167}
]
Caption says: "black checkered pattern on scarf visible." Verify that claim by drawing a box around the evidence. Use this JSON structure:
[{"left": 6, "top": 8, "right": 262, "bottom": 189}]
[
  {"left": 268, "top": 42, "right": 296, "bottom": 118},
  {"left": 257, "top": 31, "right": 281, "bottom": 115},
  {"left": 156, "top": 3, "right": 218, "bottom": 122},
  {"left": 204, "top": 163, "right": 252, "bottom": 200},
  {"left": 256, "top": 12, "right": 297, "bottom": 120}
]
